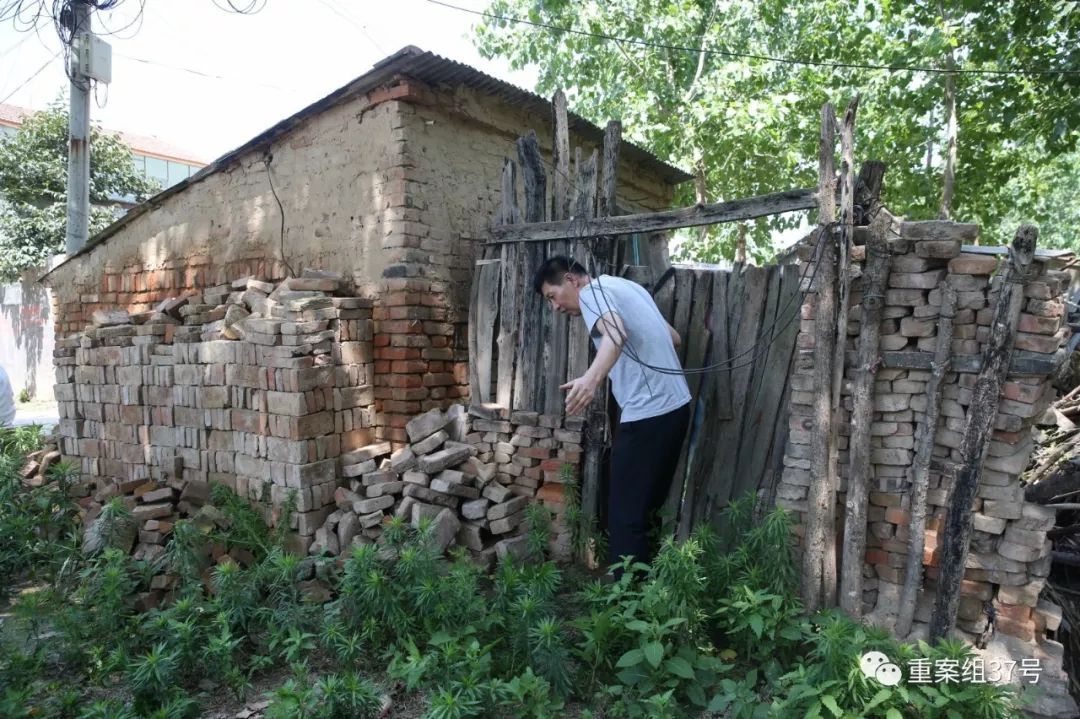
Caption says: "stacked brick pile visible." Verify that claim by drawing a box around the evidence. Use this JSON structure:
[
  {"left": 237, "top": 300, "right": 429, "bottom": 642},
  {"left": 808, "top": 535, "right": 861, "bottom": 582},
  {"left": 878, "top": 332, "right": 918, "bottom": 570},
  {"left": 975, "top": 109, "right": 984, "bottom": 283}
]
[
  {"left": 778, "top": 218, "right": 1075, "bottom": 717},
  {"left": 76, "top": 473, "right": 226, "bottom": 609},
  {"left": 308, "top": 404, "right": 584, "bottom": 567},
  {"left": 373, "top": 277, "right": 469, "bottom": 445},
  {"left": 53, "top": 269, "right": 375, "bottom": 552}
]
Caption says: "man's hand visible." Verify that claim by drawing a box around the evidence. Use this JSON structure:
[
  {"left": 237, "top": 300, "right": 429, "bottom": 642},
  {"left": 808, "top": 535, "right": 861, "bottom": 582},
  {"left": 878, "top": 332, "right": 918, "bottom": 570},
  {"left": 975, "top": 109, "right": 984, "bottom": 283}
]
[{"left": 560, "top": 373, "right": 601, "bottom": 416}]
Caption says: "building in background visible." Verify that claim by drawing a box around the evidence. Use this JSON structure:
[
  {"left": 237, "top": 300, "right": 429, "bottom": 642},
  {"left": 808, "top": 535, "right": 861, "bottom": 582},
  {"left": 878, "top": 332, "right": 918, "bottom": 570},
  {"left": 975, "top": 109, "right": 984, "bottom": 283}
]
[{"left": 0, "top": 102, "right": 207, "bottom": 402}]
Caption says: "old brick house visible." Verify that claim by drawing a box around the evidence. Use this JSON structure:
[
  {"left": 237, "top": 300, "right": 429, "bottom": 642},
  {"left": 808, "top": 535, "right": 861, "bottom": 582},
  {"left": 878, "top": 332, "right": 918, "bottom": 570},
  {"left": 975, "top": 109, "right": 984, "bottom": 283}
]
[{"left": 42, "top": 46, "right": 689, "bottom": 447}]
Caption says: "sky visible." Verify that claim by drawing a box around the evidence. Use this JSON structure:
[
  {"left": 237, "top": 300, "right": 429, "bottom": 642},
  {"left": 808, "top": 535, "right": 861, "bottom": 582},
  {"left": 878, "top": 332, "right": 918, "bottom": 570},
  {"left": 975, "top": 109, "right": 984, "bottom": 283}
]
[{"left": 0, "top": 0, "right": 539, "bottom": 161}]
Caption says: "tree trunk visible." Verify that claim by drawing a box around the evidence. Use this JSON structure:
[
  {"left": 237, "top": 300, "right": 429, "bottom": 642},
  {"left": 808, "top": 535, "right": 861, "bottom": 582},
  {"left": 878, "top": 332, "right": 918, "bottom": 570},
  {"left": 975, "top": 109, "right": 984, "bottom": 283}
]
[
  {"left": 838, "top": 213, "right": 890, "bottom": 617},
  {"left": 939, "top": 66, "right": 957, "bottom": 220},
  {"left": 896, "top": 283, "right": 956, "bottom": 637},
  {"left": 929, "top": 226, "right": 1038, "bottom": 641}
]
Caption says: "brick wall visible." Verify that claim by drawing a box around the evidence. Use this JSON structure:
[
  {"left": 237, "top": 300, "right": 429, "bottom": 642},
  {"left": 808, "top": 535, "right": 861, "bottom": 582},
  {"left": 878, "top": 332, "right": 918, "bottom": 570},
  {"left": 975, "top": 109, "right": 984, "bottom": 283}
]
[
  {"left": 44, "top": 78, "right": 678, "bottom": 447},
  {"left": 776, "top": 217, "right": 1074, "bottom": 717},
  {"left": 53, "top": 276, "right": 374, "bottom": 546}
]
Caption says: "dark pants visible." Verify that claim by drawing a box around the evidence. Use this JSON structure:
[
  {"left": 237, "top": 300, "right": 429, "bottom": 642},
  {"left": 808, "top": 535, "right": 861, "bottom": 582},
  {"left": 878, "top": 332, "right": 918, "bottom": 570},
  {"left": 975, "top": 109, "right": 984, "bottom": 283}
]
[{"left": 607, "top": 402, "right": 691, "bottom": 571}]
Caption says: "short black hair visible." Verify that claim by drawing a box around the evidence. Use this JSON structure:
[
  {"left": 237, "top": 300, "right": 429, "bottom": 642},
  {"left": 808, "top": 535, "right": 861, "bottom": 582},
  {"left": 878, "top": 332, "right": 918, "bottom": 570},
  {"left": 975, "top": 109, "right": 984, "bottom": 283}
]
[{"left": 532, "top": 256, "right": 587, "bottom": 294}]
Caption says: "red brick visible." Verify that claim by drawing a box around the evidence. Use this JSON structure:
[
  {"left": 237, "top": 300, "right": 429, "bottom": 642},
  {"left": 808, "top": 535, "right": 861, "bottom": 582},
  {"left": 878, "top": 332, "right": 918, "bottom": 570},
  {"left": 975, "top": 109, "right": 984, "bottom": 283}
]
[
  {"left": 391, "top": 360, "right": 428, "bottom": 373},
  {"left": 995, "top": 616, "right": 1035, "bottom": 642},
  {"left": 537, "top": 483, "right": 566, "bottom": 505},
  {"left": 520, "top": 447, "right": 552, "bottom": 460},
  {"left": 379, "top": 320, "right": 424, "bottom": 334},
  {"left": 884, "top": 508, "right": 911, "bottom": 526},
  {"left": 865, "top": 548, "right": 888, "bottom": 565},
  {"left": 375, "top": 347, "right": 421, "bottom": 360},
  {"left": 422, "top": 373, "right": 455, "bottom": 387},
  {"left": 993, "top": 601, "right": 1032, "bottom": 622}
]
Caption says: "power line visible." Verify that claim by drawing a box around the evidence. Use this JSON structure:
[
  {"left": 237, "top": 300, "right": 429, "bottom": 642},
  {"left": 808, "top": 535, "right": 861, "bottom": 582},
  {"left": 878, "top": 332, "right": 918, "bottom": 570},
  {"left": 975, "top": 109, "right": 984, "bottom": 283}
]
[
  {"left": 114, "top": 52, "right": 298, "bottom": 93},
  {"left": 315, "top": 0, "right": 385, "bottom": 55},
  {"left": 0, "top": 26, "right": 33, "bottom": 57},
  {"left": 423, "top": 0, "right": 1080, "bottom": 77},
  {"left": 0, "top": 49, "right": 61, "bottom": 104}
]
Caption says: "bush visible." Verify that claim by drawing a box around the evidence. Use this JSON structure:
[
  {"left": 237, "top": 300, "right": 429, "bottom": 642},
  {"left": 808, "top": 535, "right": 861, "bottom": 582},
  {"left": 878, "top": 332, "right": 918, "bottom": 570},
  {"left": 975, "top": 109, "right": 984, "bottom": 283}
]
[{"left": 0, "top": 481, "right": 1023, "bottom": 719}]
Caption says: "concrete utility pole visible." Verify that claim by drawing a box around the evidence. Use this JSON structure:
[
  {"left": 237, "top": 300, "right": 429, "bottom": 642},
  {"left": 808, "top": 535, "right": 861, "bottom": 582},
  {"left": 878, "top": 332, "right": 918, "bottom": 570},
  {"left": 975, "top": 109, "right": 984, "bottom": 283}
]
[{"left": 65, "top": 0, "right": 92, "bottom": 256}]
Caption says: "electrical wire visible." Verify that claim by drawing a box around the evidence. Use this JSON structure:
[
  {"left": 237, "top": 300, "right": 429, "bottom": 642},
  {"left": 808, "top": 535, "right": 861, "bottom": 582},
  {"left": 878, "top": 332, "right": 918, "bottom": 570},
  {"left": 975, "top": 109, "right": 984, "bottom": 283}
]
[
  {"left": 0, "top": 48, "right": 61, "bottom": 104},
  {"left": 422, "top": 0, "right": 1080, "bottom": 77},
  {"left": 211, "top": 0, "right": 267, "bottom": 14},
  {"left": 576, "top": 221, "right": 827, "bottom": 380},
  {"left": 263, "top": 151, "right": 295, "bottom": 279},
  {"left": 315, "top": 0, "right": 385, "bottom": 55}
]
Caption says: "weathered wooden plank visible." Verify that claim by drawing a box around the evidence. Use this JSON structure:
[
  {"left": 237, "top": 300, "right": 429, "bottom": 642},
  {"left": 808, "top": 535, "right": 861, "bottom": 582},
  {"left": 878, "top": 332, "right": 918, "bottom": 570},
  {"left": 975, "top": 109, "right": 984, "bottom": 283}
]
[
  {"left": 804, "top": 102, "right": 838, "bottom": 613},
  {"left": 473, "top": 261, "right": 501, "bottom": 404},
  {"left": 489, "top": 188, "right": 818, "bottom": 243},
  {"left": 653, "top": 267, "right": 676, "bottom": 322},
  {"left": 732, "top": 264, "right": 786, "bottom": 502},
  {"left": 710, "top": 270, "right": 733, "bottom": 420},
  {"left": 930, "top": 225, "right": 1038, "bottom": 641},
  {"left": 754, "top": 263, "right": 802, "bottom": 520},
  {"left": 672, "top": 269, "right": 694, "bottom": 366},
  {"left": 896, "top": 282, "right": 955, "bottom": 637},
  {"left": 566, "top": 148, "right": 598, "bottom": 387},
  {"left": 668, "top": 270, "right": 712, "bottom": 536},
  {"left": 728, "top": 266, "right": 774, "bottom": 503},
  {"left": 513, "top": 132, "right": 547, "bottom": 412},
  {"left": 881, "top": 351, "right": 1060, "bottom": 376},
  {"left": 551, "top": 90, "right": 571, "bottom": 223},
  {"left": 702, "top": 266, "right": 767, "bottom": 525},
  {"left": 679, "top": 270, "right": 730, "bottom": 533},
  {"left": 495, "top": 159, "right": 521, "bottom": 409},
  {"left": 578, "top": 143, "right": 610, "bottom": 549},
  {"left": 838, "top": 215, "right": 889, "bottom": 618},
  {"left": 496, "top": 243, "right": 520, "bottom": 408},
  {"left": 592, "top": 121, "right": 621, "bottom": 275}
]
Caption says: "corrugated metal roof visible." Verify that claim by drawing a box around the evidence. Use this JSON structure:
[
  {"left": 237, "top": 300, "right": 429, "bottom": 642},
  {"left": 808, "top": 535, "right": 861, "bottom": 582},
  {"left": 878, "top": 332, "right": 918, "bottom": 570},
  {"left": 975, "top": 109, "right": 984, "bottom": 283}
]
[{"left": 43, "top": 46, "right": 690, "bottom": 281}]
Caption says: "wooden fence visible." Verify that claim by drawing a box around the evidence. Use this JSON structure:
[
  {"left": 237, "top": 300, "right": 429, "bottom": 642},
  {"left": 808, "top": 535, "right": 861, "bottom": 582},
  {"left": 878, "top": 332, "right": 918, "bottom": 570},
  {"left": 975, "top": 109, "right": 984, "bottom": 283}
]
[
  {"left": 468, "top": 91, "right": 816, "bottom": 537},
  {"left": 653, "top": 263, "right": 803, "bottom": 537}
]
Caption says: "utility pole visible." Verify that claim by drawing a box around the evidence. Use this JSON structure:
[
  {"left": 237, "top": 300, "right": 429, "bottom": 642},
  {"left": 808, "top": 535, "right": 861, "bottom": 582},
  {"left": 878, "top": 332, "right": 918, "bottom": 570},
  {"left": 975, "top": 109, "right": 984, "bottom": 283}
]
[{"left": 65, "top": 0, "right": 92, "bottom": 256}]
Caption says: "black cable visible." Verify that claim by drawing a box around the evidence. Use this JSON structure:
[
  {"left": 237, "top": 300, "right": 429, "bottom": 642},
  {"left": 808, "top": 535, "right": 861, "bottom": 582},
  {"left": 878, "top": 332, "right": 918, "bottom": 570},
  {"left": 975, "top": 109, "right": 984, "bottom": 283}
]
[
  {"left": 575, "top": 221, "right": 829, "bottom": 377},
  {"left": 263, "top": 152, "right": 295, "bottom": 279},
  {"left": 423, "top": 0, "right": 1080, "bottom": 78}
]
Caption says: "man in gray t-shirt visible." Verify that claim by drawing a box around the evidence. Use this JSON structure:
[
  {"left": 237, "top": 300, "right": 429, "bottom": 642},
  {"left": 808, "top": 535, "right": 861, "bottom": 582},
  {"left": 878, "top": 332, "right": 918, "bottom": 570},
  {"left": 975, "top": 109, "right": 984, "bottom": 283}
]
[{"left": 534, "top": 256, "right": 691, "bottom": 573}]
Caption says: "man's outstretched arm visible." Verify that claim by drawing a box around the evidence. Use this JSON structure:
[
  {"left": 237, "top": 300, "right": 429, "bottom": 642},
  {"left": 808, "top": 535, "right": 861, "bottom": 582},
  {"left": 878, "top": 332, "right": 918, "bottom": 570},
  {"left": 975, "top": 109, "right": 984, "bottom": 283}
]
[{"left": 561, "top": 311, "right": 625, "bottom": 415}]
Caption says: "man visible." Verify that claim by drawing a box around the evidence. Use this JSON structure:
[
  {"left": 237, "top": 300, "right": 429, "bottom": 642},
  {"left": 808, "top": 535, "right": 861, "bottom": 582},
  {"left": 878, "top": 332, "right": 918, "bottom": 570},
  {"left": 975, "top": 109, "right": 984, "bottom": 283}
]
[
  {"left": 533, "top": 256, "right": 691, "bottom": 572},
  {"left": 0, "top": 364, "right": 15, "bottom": 427}
]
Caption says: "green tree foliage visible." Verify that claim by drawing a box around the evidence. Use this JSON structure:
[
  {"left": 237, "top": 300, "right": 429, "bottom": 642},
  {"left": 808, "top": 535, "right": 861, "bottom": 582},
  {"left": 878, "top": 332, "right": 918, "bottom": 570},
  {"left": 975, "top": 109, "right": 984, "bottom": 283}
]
[
  {"left": 474, "top": 1, "right": 1080, "bottom": 261},
  {"left": 0, "top": 101, "right": 158, "bottom": 282}
]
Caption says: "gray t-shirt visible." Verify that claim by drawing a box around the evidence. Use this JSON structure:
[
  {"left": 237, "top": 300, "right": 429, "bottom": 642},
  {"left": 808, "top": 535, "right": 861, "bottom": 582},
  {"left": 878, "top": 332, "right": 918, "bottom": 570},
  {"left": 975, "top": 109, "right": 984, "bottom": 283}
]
[{"left": 578, "top": 275, "right": 691, "bottom": 422}]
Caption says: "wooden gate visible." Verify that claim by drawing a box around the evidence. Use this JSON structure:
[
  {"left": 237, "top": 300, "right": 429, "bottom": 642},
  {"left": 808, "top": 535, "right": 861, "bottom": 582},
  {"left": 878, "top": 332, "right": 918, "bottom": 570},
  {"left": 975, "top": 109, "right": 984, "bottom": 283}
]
[{"left": 468, "top": 91, "right": 819, "bottom": 534}]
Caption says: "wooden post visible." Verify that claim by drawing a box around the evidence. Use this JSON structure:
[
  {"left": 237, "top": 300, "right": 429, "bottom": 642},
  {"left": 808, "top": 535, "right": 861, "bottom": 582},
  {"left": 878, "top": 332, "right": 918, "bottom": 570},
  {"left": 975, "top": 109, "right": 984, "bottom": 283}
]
[
  {"left": 495, "top": 159, "right": 521, "bottom": 409},
  {"left": 583, "top": 125, "right": 617, "bottom": 535},
  {"left": 825, "top": 97, "right": 858, "bottom": 608},
  {"left": 838, "top": 212, "right": 889, "bottom": 617},
  {"left": 929, "top": 225, "right": 1038, "bottom": 641},
  {"left": 598, "top": 121, "right": 621, "bottom": 274},
  {"left": 551, "top": 90, "right": 571, "bottom": 222},
  {"left": 896, "top": 282, "right": 956, "bottom": 637},
  {"left": 803, "top": 102, "right": 837, "bottom": 613},
  {"left": 513, "top": 132, "right": 547, "bottom": 412}
]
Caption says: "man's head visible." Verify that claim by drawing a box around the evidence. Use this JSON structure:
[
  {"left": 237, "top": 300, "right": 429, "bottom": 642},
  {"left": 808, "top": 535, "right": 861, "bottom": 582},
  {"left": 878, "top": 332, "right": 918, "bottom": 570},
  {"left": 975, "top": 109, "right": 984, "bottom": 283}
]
[{"left": 533, "top": 256, "right": 589, "bottom": 315}]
